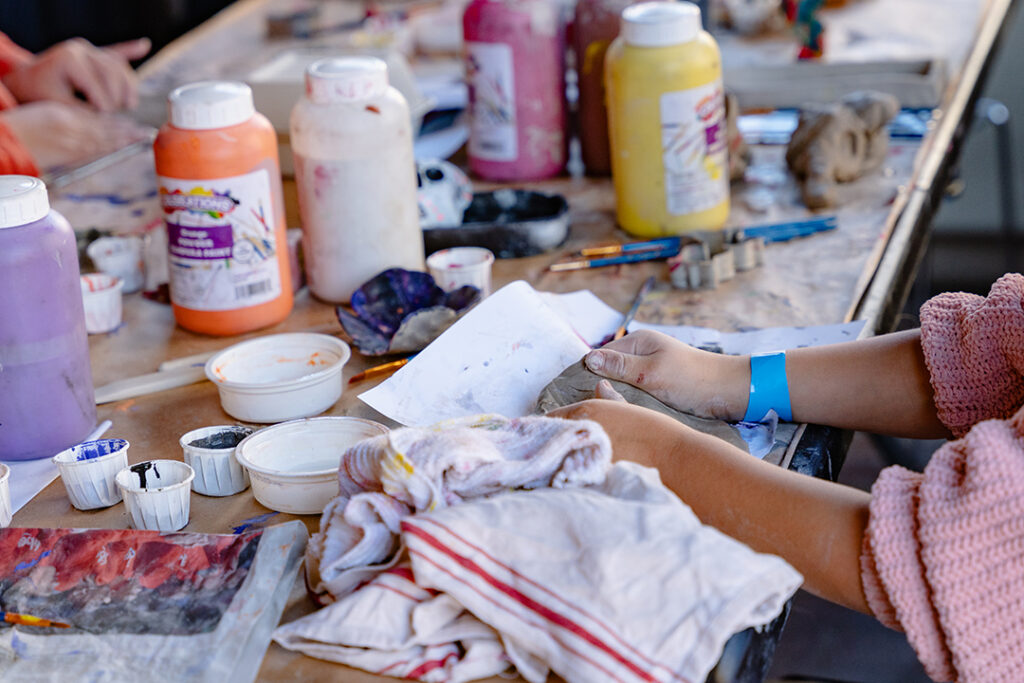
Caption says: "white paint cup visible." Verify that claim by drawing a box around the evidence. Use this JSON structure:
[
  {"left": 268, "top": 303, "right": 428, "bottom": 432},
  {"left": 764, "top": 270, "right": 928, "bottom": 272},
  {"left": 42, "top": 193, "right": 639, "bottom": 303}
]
[
  {"left": 180, "top": 425, "right": 253, "bottom": 496},
  {"left": 87, "top": 235, "right": 145, "bottom": 293},
  {"left": 81, "top": 273, "right": 124, "bottom": 334},
  {"left": 53, "top": 438, "right": 130, "bottom": 510},
  {"left": 426, "top": 246, "right": 495, "bottom": 298},
  {"left": 0, "top": 464, "right": 11, "bottom": 527},
  {"left": 115, "top": 459, "right": 194, "bottom": 531}
]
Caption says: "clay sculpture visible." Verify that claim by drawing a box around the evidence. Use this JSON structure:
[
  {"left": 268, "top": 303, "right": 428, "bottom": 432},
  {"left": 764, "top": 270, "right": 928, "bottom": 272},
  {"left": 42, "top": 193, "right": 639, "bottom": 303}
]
[{"left": 785, "top": 90, "right": 900, "bottom": 209}]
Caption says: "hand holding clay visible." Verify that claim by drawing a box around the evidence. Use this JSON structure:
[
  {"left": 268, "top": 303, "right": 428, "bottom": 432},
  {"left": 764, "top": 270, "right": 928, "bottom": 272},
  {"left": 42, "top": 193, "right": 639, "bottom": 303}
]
[
  {"left": 583, "top": 330, "right": 749, "bottom": 421},
  {"left": 2, "top": 37, "right": 151, "bottom": 112},
  {"left": 0, "top": 101, "right": 152, "bottom": 170}
]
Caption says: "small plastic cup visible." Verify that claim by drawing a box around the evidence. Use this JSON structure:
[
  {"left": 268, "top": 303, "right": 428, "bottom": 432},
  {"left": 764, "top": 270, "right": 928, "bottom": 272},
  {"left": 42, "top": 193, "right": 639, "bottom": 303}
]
[
  {"left": 115, "top": 460, "right": 194, "bottom": 531},
  {"left": 180, "top": 425, "right": 253, "bottom": 496},
  {"left": 53, "top": 438, "right": 130, "bottom": 510},
  {"left": 426, "top": 246, "right": 495, "bottom": 298},
  {"left": 81, "top": 273, "right": 124, "bottom": 334},
  {"left": 87, "top": 235, "right": 145, "bottom": 293},
  {"left": 0, "top": 464, "right": 11, "bottom": 527}
]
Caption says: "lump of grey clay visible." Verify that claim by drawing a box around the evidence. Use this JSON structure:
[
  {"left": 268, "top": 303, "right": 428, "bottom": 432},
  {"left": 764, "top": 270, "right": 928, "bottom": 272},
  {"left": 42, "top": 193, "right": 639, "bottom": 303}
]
[{"left": 785, "top": 91, "right": 900, "bottom": 209}]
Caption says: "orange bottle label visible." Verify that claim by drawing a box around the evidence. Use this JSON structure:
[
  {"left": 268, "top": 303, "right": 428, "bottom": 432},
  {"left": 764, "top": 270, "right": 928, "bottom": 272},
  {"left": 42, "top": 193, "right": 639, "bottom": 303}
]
[{"left": 159, "top": 169, "right": 282, "bottom": 311}]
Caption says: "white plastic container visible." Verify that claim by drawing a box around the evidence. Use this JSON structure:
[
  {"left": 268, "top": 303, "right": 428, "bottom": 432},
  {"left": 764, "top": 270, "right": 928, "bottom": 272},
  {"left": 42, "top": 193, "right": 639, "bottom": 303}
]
[
  {"left": 235, "top": 416, "right": 388, "bottom": 514},
  {"left": 80, "top": 273, "right": 124, "bottom": 334},
  {"left": 290, "top": 57, "right": 425, "bottom": 303},
  {"left": 426, "top": 247, "right": 495, "bottom": 297},
  {"left": 0, "top": 464, "right": 11, "bottom": 527},
  {"left": 115, "top": 459, "right": 194, "bottom": 531},
  {"left": 53, "top": 438, "right": 130, "bottom": 510},
  {"left": 205, "top": 333, "right": 351, "bottom": 423},
  {"left": 179, "top": 425, "right": 253, "bottom": 496},
  {"left": 86, "top": 235, "right": 144, "bottom": 293}
]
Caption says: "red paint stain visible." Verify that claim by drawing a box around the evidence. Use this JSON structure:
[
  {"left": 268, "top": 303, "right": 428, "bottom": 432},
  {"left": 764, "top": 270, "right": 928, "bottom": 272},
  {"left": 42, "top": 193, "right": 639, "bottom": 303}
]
[{"left": 636, "top": 372, "right": 645, "bottom": 384}]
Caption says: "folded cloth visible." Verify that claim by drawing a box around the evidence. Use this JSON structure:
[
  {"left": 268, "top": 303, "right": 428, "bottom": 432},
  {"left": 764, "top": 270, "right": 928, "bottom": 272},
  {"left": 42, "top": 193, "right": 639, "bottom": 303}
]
[
  {"left": 306, "top": 414, "right": 613, "bottom": 598},
  {"left": 275, "top": 459, "right": 802, "bottom": 683}
]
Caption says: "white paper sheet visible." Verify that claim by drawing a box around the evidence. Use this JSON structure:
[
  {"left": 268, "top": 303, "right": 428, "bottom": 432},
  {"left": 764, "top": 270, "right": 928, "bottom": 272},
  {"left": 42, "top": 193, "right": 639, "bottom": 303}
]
[
  {"left": 360, "top": 281, "right": 592, "bottom": 427},
  {"left": 630, "top": 320, "right": 867, "bottom": 354}
]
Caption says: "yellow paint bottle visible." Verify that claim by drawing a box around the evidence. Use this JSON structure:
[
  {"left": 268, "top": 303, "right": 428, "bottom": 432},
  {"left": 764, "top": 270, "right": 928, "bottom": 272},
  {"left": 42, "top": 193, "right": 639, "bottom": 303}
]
[{"left": 606, "top": 1, "right": 729, "bottom": 236}]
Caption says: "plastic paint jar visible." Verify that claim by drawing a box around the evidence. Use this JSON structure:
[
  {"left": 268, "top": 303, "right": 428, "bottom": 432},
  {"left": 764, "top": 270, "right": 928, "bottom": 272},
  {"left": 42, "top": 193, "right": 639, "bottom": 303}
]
[
  {"left": 0, "top": 176, "right": 97, "bottom": 461},
  {"left": 463, "top": 0, "right": 567, "bottom": 181},
  {"left": 573, "top": 0, "right": 639, "bottom": 176},
  {"left": 290, "top": 57, "right": 424, "bottom": 303},
  {"left": 606, "top": 1, "right": 730, "bottom": 236},
  {"left": 154, "top": 81, "right": 293, "bottom": 336}
]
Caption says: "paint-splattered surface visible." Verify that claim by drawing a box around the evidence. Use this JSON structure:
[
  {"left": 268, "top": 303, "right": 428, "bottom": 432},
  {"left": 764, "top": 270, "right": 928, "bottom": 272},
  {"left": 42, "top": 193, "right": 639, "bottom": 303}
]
[
  {"left": 0, "top": 523, "right": 306, "bottom": 683},
  {"left": 0, "top": 527, "right": 260, "bottom": 635}
]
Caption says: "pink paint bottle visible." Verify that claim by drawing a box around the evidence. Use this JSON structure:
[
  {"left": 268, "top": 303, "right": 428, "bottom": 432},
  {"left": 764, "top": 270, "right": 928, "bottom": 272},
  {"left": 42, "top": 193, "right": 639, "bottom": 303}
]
[
  {"left": 0, "top": 176, "right": 96, "bottom": 460},
  {"left": 463, "top": 0, "right": 568, "bottom": 181}
]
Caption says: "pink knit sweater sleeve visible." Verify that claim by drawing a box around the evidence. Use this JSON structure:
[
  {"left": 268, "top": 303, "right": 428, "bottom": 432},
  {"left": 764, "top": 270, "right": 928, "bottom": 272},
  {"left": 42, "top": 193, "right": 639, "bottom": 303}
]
[
  {"left": 918, "top": 273, "right": 1024, "bottom": 437},
  {"left": 860, "top": 274, "right": 1024, "bottom": 682}
]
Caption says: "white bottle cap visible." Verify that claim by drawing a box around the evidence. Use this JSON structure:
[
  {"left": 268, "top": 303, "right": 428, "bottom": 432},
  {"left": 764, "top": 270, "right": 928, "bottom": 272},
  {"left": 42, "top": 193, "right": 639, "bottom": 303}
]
[
  {"left": 0, "top": 176, "right": 49, "bottom": 229},
  {"left": 305, "top": 57, "right": 389, "bottom": 104},
  {"left": 168, "top": 81, "right": 256, "bottom": 130},
  {"left": 621, "top": 1, "right": 702, "bottom": 47}
]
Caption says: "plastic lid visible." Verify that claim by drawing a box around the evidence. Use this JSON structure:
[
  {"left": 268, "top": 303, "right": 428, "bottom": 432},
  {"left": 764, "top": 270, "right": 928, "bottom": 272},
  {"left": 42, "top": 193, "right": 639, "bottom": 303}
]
[
  {"left": 0, "top": 176, "right": 49, "bottom": 229},
  {"left": 168, "top": 81, "right": 255, "bottom": 129},
  {"left": 305, "top": 57, "right": 389, "bottom": 104},
  {"left": 621, "top": 1, "right": 702, "bottom": 47}
]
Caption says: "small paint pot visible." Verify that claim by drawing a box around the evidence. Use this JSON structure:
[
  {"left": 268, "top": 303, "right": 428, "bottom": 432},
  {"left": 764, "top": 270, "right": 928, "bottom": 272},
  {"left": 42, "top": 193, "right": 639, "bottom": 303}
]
[
  {"left": 0, "top": 463, "right": 11, "bottom": 527},
  {"left": 426, "top": 246, "right": 495, "bottom": 298},
  {"left": 115, "top": 459, "right": 194, "bottom": 532},
  {"left": 205, "top": 333, "right": 351, "bottom": 423},
  {"left": 86, "top": 235, "right": 145, "bottom": 293},
  {"left": 80, "top": 273, "right": 124, "bottom": 334},
  {"left": 180, "top": 425, "right": 253, "bottom": 496},
  {"left": 53, "top": 438, "right": 130, "bottom": 510},
  {"left": 235, "top": 416, "right": 388, "bottom": 514}
]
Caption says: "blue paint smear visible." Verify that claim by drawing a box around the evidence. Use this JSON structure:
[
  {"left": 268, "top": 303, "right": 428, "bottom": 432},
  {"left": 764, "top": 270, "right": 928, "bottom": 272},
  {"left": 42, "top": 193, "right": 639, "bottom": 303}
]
[
  {"left": 74, "top": 438, "right": 128, "bottom": 461},
  {"left": 62, "top": 189, "right": 157, "bottom": 205},
  {"left": 10, "top": 633, "right": 29, "bottom": 658},
  {"left": 15, "top": 549, "right": 51, "bottom": 572},
  {"left": 232, "top": 511, "right": 278, "bottom": 534}
]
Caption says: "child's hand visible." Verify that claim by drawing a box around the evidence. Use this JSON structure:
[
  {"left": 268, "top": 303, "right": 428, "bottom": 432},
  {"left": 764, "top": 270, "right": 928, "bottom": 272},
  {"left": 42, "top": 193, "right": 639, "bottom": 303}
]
[{"left": 584, "top": 330, "right": 749, "bottom": 421}]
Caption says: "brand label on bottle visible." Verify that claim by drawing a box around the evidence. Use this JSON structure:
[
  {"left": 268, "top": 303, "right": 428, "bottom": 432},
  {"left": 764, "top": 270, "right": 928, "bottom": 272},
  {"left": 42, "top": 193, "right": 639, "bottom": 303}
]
[
  {"left": 466, "top": 41, "right": 518, "bottom": 162},
  {"left": 158, "top": 169, "right": 281, "bottom": 311},
  {"left": 660, "top": 81, "right": 728, "bottom": 216}
]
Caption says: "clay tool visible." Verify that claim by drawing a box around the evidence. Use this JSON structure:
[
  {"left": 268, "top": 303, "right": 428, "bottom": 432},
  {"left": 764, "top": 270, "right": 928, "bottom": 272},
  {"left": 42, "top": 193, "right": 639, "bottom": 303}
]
[
  {"left": 1, "top": 611, "right": 71, "bottom": 628},
  {"left": 740, "top": 215, "right": 837, "bottom": 243},
  {"left": 548, "top": 245, "right": 681, "bottom": 272},
  {"left": 600, "top": 276, "right": 656, "bottom": 346},
  {"left": 348, "top": 356, "right": 413, "bottom": 385},
  {"left": 580, "top": 237, "right": 682, "bottom": 258},
  {"left": 94, "top": 365, "right": 208, "bottom": 405}
]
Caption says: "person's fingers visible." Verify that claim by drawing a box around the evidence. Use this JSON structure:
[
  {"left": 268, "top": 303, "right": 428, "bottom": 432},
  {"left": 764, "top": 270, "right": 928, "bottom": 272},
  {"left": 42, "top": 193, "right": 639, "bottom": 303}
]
[
  {"left": 594, "top": 379, "right": 627, "bottom": 402},
  {"left": 104, "top": 37, "right": 152, "bottom": 62},
  {"left": 62, "top": 49, "right": 117, "bottom": 111},
  {"left": 584, "top": 346, "right": 651, "bottom": 387},
  {"left": 94, "top": 49, "right": 137, "bottom": 110}
]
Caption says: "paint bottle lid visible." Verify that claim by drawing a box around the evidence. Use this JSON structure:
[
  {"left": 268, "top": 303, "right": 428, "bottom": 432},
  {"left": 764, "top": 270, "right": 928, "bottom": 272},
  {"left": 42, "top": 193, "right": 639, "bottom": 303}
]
[
  {"left": 0, "top": 175, "right": 49, "bottom": 229},
  {"left": 621, "top": 1, "right": 702, "bottom": 47},
  {"left": 305, "top": 57, "right": 389, "bottom": 104},
  {"left": 168, "top": 81, "right": 256, "bottom": 130}
]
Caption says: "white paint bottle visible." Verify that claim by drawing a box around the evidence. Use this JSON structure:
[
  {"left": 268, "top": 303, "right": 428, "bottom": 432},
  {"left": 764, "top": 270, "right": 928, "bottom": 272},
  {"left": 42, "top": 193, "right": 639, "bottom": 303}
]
[{"left": 291, "top": 57, "right": 425, "bottom": 303}]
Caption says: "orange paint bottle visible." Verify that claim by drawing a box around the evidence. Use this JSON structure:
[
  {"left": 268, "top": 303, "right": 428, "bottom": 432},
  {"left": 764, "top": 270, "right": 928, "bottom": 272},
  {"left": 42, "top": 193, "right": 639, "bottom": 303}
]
[{"left": 154, "top": 81, "right": 293, "bottom": 336}]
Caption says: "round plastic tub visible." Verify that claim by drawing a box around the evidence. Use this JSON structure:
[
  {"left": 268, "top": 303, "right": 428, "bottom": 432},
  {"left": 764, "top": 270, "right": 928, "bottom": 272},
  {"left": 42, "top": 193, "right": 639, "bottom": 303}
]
[
  {"left": 234, "top": 416, "right": 388, "bottom": 514},
  {"left": 205, "top": 333, "right": 351, "bottom": 423}
]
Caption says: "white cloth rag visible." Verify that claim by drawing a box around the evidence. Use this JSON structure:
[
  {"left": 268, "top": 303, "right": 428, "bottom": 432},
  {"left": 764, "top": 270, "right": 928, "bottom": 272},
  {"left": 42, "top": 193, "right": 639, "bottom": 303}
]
[
  {"left": 305, "top": 414, "right": 612, "bottom": 598},
  {"left": 275, "top": 413, "right": 802, "bottom": 683}
]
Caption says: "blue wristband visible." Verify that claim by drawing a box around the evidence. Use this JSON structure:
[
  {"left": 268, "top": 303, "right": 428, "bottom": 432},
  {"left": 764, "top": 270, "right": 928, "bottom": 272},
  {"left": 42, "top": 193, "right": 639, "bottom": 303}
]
[{"left": 743, "top": 351, "right": 792, "bottom": 422}]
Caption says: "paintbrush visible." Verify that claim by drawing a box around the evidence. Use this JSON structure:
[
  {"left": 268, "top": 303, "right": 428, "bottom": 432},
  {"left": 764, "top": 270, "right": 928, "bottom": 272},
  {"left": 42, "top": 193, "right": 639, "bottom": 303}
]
[
  {"left": 348, "top": 356, "right": 414, "bottom": 385},
  {"left": 599, "top": 276, "right": 656, "bottom": 346},
  {"left": 548, "top": 246, "right": 681, "bottom": 272},
  {"left": 1, "top": 612, "right": 71, "bottom": 629},
  {"left": 740, "top": 215, "right": 837, "bottom": 242},
  {"left": 579, "top": 237, "right": 682, "bottom": 258}
]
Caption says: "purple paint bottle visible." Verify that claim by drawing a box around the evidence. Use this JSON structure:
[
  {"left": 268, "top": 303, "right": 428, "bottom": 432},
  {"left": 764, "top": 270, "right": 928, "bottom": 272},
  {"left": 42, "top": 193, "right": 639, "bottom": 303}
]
[{"left": 0, "top": 176, "right": 96, "bottom": 460}]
